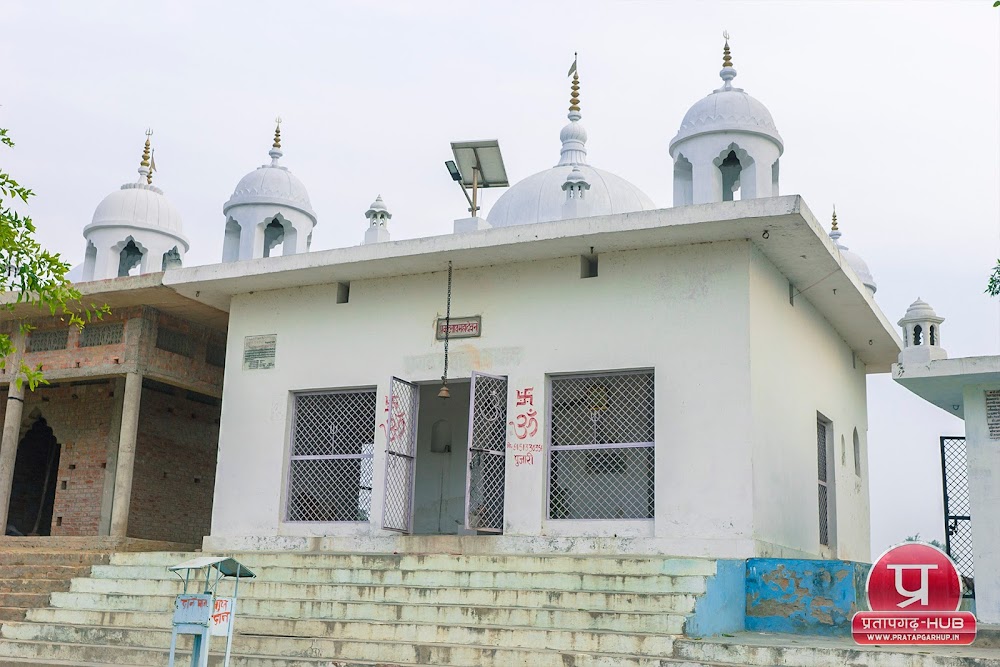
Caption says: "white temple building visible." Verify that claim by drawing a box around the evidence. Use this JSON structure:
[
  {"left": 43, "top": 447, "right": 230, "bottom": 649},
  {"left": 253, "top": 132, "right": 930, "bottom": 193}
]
[
  {"left": 51, "top": 40, "right": 900, "bottom": 564},
  {"left": 126, "top": 41, "right": 893, "bottom": 562}
]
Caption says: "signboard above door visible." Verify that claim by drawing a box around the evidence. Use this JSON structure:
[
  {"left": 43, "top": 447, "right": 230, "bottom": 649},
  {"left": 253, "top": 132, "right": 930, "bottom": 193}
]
[{"left": 436, "top": 316, "right": 481, "bottom": 340}]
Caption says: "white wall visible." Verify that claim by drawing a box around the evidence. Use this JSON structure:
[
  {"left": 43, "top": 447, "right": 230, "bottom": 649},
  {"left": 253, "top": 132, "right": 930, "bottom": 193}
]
[
  {"left": 208, "top": 239, "right": 867, "bottom": 558},
  {"left": 748, "top": 245, "right": 871, "bottom": 561},
  {"left": 959, "top": 383, "right": 1000, "bottom": 624}
]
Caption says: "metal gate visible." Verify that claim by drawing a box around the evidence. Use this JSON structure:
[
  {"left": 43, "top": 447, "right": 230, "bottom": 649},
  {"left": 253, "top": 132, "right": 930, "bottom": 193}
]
[
  {"left": 381, "top": 377, "right": 419, "bottom": 533},
  {"left": 465, "top": 372, "right": 507, "bottom": 533},
  {"left": 940, "top": 435, "right": 974, "bottom": 597}
]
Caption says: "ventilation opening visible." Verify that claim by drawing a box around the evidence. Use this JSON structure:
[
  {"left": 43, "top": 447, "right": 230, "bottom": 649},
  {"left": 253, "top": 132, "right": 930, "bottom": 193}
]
[
  {"left": 580, "top": 255, "right": 598, "bottom": 279},
  {"left": 789, "top": 282, "right": 795, "bottom": 306},
  {"left": 161, "top": 246, "right": 182, "bottom": 271},
  {"left": 930, "top": 325, "right": 936, "bottom": 346},
  {"left": 117, "top": 240, "right": 143, "bottom": 277},
  {"left": 263, "top": 219, "right": 285, "bottom": 258},
  {"left": 336, "top": 282, "right": 351, "bottom": 304},
  {"left": 913, "top": 324, "right": 923, "bottom": 346}
]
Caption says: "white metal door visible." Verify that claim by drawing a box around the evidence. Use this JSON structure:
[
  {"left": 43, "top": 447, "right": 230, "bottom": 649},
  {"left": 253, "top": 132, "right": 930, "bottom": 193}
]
[
  {"left": 381, "top": 377, "right": 419, "bottom": 533},
  {"left": 465, "top": 371, "right": 508, "bottom": 533}
]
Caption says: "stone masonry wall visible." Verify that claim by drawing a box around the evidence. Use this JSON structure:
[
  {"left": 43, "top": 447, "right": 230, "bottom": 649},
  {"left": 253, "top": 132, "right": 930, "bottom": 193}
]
[{"left": 128, "top": 383, "right": 220, "bottom": 545}]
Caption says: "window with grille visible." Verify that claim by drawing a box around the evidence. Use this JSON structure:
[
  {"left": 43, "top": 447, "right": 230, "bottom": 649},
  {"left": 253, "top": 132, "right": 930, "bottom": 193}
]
[
  {"left": 79, "top": 322, "right": 123, "bottom": 347},
  {"left": 27, "top": 329, "right": 68, "bottom": 352},
  {"left": 156, "top": 326, "right": 193, "bottom": 358},
  {"left": 817, "top": 417, "right": 830, "bottom": 546},
  {"left": 285, "top": 389, "right": 376, "bottom": 522},
  {"left": 548, "top": 371, "right": 654, "bottom": 520}
]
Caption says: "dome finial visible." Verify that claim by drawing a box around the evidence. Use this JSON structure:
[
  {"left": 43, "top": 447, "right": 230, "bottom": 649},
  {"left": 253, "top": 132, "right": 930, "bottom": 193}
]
[
  {"left": 831, "top": 204, "right": 838, "bottom": 232},
  {"left": 137, "top": 129, "right": 152, "bottom": 183},
  {"left": 720, "top": 31, "right": 737, "bottom": 90},
  {"left": 568, "top": 53, "right": 580, "bottom": 114},
  {"left": 269, "top": 116, "right": 284, "bottom": 165}
]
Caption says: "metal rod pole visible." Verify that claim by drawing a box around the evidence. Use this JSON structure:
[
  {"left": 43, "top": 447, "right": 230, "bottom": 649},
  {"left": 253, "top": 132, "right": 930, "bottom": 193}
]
[
  {"left": 472, "top": 167, "right": 479, "bottom": 215},
  {"left": 224, "top": 565, "right": 240, "bottom": 667},
  {"left": 457, "top": 181, "right": 474, "bottom": 211}
]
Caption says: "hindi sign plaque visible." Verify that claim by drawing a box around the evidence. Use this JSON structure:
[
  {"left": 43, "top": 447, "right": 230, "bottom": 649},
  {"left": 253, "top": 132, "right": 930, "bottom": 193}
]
[
  {"left": 986, "top": 390, "right": 1000, "bottom": 440},
  {"left": 243, "top": 334, "right": 276, "bottom": 370},
  {"left": 436, "top": 316, "right": 481, "bottom": 340}
]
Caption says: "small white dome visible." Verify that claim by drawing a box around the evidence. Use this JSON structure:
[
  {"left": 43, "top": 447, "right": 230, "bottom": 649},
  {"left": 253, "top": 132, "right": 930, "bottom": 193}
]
[
  {"left": 900, "top": 298, "right": 941, "bottom": 323},
  {"left": 224, "top": 147, "right": 316, "bottom": 221},
  {"left": 671, "top": 88, "right": 783, "bottom": 151},
  {"left": 90, "top": 182, "right": 184, "bottom": 234},
  {"left": 829, "top": 223, "right": 876, "bottom": 294},
  {"left": 489, "top": 164, "right": 654, "bottom": 227}
]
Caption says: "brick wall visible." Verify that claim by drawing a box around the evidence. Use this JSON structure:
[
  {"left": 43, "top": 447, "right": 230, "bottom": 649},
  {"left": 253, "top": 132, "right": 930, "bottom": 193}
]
[
  {"left": 4, "top": 381, "right": 117, "bottom": 536},
  {"left": 128, "top": 384, "right": 220, "bottom": 545}
]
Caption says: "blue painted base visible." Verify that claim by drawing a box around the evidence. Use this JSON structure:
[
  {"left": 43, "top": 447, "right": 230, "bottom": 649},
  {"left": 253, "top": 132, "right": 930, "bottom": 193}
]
[{"left": 744, "top": 558, "right": 871, "bottom": 636}]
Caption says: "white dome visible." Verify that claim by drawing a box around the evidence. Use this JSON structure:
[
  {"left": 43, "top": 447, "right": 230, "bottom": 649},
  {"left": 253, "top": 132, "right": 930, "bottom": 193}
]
[
  {"left": 87, "top": 182, "right": 186, "bottom": 243},
  {"left": 671, "top": 88, "right": 782, "bottom": 151},
  {"left": 224, "top": 148, "right": 316, "bottom": 221},
  {"left": 829, "top": 224, "right": 876, "bottom": 294},
  {"left": 488, "top": 164, "right": 654, "bottom": 227},
  {"left": 487, "top": 79, "right": 654, "bottom": 228}
]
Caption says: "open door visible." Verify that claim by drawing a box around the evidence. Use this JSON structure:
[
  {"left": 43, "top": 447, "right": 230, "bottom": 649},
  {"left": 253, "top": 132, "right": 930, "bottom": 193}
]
[
  {"left": 381, "top": 377, "right": 419, "bottom": 533},
  {"left": 465, "top": 371, "right": 508, "bottom": 533}
]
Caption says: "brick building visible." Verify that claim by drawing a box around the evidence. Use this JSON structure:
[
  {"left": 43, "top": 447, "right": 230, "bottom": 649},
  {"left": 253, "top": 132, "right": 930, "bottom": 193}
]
[{"left": 0, "top": 275, "right": 226, "bottom": 546}]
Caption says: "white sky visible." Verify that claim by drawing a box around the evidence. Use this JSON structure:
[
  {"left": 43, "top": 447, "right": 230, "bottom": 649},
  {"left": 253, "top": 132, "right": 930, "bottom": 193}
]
[{"left": 2, "top": 1, "right": 998, "bottom": 559}]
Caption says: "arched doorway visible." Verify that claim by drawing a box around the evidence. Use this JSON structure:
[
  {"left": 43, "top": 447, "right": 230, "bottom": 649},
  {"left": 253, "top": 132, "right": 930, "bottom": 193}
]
[{"left": 6, "top": 418, "right": 60, "bottom": 536}]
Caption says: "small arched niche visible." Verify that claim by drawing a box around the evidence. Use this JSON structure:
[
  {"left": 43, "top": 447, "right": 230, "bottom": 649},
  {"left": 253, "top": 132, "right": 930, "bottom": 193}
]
[
  {"left": 117, "top": 239, "right": 144, "bottom": 277},
  {"left": 82, "top": 241, "right": 97, "bottom": 282},
  {"left": 673, "top": 155, "right": 693, "bottom": 206},
  {"left": 161, "top": 246, "right": 182, "bottom": 270}
]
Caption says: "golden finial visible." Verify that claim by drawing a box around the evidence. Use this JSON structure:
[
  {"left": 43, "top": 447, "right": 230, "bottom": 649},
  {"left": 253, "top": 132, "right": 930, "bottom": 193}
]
[
  {"left": 147, "top": 148, "right": 156, "bottom": 185},
  {"left": 722, "top": 31, "right": 733, "bottom": 68},
  {"left": 568, "top": 53, "right": 580, "bottom": 113},
  {"left": 140, "top": 128, "right": 152, "bottom": 169},
  {"left": 273, "top": 116, "right": 282, "bottom": 149},
  {"left": 831, "top": 205, "right": 839, "bottom": 232}
]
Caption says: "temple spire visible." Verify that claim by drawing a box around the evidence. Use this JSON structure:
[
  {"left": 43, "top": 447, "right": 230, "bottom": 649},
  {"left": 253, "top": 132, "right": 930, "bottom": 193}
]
[
  {"left": 719, "top": 31, "right": 738, "bottom": 91},
  {"left": 137, "top": 129, "right": 152, "bottom": 184},
  {"left": 558, "top": 54, "right": 588, "bottom": 166},
  {"left": 269, "top": 116, "right": 283, "bottom": 165}
]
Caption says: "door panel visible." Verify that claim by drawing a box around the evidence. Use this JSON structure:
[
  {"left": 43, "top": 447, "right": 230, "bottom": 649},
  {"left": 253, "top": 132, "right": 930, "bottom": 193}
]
[
  {"left": 381, "top": 377, "right": 419, "bottom": 533},
  {"left": 465, "top": 372, "right": 508, "bottom": 533}
]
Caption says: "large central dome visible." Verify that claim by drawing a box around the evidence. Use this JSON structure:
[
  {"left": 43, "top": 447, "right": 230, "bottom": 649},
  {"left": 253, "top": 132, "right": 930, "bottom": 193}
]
[{"left": 487, "top": 67, "right": 655, "bottom": 228}]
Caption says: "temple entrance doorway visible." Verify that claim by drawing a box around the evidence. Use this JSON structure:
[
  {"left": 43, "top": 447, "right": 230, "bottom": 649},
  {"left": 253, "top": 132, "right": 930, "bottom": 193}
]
[{"left": 7, "top": 418, "right": 61, "bottom": 536}]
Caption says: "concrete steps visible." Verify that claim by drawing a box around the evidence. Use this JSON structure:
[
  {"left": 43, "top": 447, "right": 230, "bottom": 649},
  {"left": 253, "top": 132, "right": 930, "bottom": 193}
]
[
  {"left": 0, "top": 551, "right": 106, "bottom": 624},
  {"left": 0, "top": 549, "right": 709, "bottom": 666}
]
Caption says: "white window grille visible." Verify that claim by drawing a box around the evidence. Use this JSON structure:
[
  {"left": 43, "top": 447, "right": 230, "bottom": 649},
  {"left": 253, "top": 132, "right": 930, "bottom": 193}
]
[
  {"left": 817, "top": 417, "right": 830, "bottom": 546},
  {"left": 548, "top": 370, "right": 654, "bottom": 520},
  {"left": 286, "top": 389, "right": 376, "bottom": 522}
]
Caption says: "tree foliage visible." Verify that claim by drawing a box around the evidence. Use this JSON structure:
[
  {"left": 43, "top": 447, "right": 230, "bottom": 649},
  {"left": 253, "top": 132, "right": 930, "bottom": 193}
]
[{"left": 0, "top": 128, "right": 107, "bottom": 390}]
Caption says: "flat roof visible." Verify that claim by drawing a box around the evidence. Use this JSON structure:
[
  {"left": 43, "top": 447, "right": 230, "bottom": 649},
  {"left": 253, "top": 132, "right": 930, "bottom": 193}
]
[
  {"left": 0, "top": 273, "right": 229, "bottom": 331},
  {"left": 164, "top": 195, "right": 902, "bottom": 373},
  {"left": 893, "top": 355, "right": 1000, "bottom": 419}
]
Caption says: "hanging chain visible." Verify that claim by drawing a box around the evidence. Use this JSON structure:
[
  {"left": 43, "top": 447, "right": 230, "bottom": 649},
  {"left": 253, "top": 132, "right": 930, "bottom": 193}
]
[{"left": 442, "top": 261, "right": 453, "bottom": 382}]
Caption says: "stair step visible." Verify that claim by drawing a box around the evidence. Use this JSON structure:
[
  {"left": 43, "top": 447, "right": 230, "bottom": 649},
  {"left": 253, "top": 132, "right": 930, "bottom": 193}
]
[
  {"left": 0, "top": 565, "right": 92, "bottom": 579},
  {"left": 31, "top": 598, "right": 689, "bottom": 633},
  {"left": 53, "top": 582, "right": 695, "bottom": 614},
  {"left": 3, "top": 618, "right": 679, "bottom": 655},
  {"left": 0, "top": 578, "right": 72, "bottom": 594},
  {"left": 0, "top": 635, "right": 668, "bottom": 666},
  {"left": 0, "top": 607, "right": 26, "bottom": 622},
  {"left": 109, "top": 551, "right": 717, "bottom": 576},
  {"left": 0, "top": 592, "right": 49, "bottom": 608},
  {"left": 0, "top": 553, "right": 109, "bottom": 567},
  {"left": 80, "top": 566, "right": 704, "bottom": 595}
]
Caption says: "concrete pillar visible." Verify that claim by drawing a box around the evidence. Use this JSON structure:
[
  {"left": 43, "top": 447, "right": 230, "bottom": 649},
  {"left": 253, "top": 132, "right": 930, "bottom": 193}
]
[
  {"left": 109, "top": 372, "right": 143, "bottom": 539},
  {"left": 98, "top": 377, "right": 127, "bottom": 535},
  {"left": 0, "top": 380, "right": 26, "bottom": 532}
]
